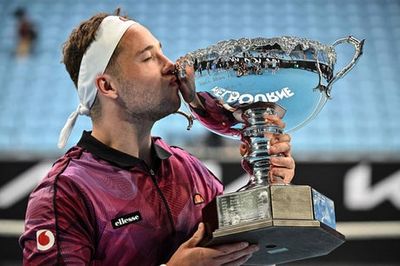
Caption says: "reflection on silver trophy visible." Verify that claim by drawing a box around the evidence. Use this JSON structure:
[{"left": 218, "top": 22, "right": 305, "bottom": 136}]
[{"left": 177, "top": 35, "right": 364, "bottom": 265}]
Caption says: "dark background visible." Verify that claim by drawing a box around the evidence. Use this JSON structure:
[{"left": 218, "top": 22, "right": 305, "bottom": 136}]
[{"left": 1, "top": 161, "right": 399, "bottom": 265}]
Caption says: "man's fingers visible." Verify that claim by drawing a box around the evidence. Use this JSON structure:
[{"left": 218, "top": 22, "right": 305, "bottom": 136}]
[
  {"left": 176, "top": 64, "right": 196, "bottom": 103},
  {"left": 214, "top": 244, "right": 259, "bottom": 265},
  {"left": 223, "top": 254, "right": 253, "bottom": 266},
  {"left": 264, "top": 114, "right": 285, "bottom": 129},
  {"left": 202, "top": 242, "right": 251, "bottom": 258},
  {"left": 242, "top": 135, "right": 291, "bottom": 156},
  {"left": 270, "top": 156, "right": 295, "bottom": 169},
  {"left": 270, "top": 155, "right": 295, "bottom": 184},
  {"left": 240, "top": 143, "right": 248, "bottom": 156},
  {"left": 177, "top": 80, "right": 195, "bottom": 103},
  {"left": 184, "top": 223, "right": 205, "bottom": 248},
  {"left": 269, "top": 142, "right": 291, "bottom": 155},
  {"left": 269, "top": 133, "right": 291, "bottom": 145},
  {"left": 211, "top": 242, "right": 250, "bottom": 256},
  {"left": 270, "top": 167, "right": 295, "bottom": 184}
]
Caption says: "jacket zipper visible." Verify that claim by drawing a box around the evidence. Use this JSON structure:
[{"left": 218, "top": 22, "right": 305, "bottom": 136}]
[{"left": 149, "top": 168, "right": 176, "bottom": 235}]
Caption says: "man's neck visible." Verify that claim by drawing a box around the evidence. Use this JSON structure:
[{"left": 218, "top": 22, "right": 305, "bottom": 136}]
[{"left": 91, "top": 121, "right": 153, "bottom": 166}]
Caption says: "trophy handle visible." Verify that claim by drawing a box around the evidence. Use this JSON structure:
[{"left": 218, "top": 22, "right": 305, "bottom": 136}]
[
  {"left": 174, "top": 109, "right": 194, "bottom": 130},
  {"left": 326, "top": 36, "right": 365, "bottom": 97}
]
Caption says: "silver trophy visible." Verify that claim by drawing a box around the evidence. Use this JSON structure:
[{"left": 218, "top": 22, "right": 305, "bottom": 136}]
[{"left": 177, "top": 36, "right": 364, "bottom": 265}]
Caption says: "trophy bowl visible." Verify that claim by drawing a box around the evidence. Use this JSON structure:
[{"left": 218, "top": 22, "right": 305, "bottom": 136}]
[{"left": 177, "top": 36, "right": 364, "bottom": 265}]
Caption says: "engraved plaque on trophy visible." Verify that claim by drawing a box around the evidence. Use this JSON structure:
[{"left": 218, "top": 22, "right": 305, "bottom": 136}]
[{"left": 177, "top": 36, "right": 364, "bottom": 265}]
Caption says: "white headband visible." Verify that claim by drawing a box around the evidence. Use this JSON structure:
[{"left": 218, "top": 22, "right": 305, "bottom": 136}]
[{"left": 58, "top": 16, "right": 137, "bottom": 148}]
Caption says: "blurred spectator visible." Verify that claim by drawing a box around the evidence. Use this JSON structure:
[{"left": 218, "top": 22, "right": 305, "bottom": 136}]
[{"left": 13, "top": 7, "right": 38, "bottom": 57}]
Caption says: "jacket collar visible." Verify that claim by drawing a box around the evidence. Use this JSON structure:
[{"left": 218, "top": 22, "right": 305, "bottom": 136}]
[{"left": 77, "top": 131, "right": 171, "bottom": 169}]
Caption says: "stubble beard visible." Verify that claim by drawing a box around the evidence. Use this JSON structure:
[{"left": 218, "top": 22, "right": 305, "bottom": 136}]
[{"left": 116, "top": 79, "right": 179, "bottom": 124}]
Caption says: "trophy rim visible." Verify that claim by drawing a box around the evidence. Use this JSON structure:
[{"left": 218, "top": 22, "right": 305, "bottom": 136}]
[
  {"left": 184, "top": 36, "right": 336, "bottom": 64},
  {"left": 178, "top": 36, "right": 337, "bottom": 82}
]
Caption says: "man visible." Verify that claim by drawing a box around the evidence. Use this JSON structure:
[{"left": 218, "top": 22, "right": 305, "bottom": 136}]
[
  {"left": 14, "top": 7, "right": 38, "bottom": 57},
  {"left": 20, "top": 9, "right": 295, "bottom": 265}
]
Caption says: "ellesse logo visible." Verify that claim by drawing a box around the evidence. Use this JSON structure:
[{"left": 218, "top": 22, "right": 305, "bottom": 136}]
[
  {"left": 36, "top": 229, "right": 55, "bottom": 251},
  {"left": 193, "top": 193, "right": 205, "bottom": 205},
  {"left": 111, "top": 211, "right": 142, "bottom": 229}
]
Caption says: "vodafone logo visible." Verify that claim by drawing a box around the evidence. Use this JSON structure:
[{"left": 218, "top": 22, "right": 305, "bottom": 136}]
[{"left": 36, "top": 229, "right": 55, "bottom": 251}]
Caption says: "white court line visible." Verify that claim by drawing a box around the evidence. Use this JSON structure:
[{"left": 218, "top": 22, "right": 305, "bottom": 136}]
[
  {"left": 0, "top": 161, "right": 53, "bottom": 209},
  {"left": 336, "top": 221, "right": 400, "bottom": 240},
  {"left": 1, "top": 219, "right": 400, "bottom": 239},
  {"left": 0, "top": 219, "right": 24, "bottom": 237}
]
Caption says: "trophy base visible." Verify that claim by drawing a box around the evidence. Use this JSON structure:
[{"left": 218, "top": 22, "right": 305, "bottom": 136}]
[
  {"left": 202, "top": 219, "right": 344, "bottom": 265},
  {"left": 200, "top": 185, "right": 345, "bottom": 265}
]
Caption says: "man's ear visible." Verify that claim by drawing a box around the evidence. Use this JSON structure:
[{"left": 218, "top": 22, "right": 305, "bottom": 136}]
[{"left": 95, "top": 74, "right": 118, "bottom": 99}]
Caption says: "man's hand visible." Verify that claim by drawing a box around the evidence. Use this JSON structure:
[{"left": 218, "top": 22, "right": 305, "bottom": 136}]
[
  {"left": 265, "top": 114, "right": 295, "bottom": 184},
  {"left": 175, "top": 62, "right": 205, "bottom": 109},
  {"left": 167, "top": 223, "right": 259, "bottom": 266},
  {"left": 240, "top": 114, "right": 295, "bottom": 184}
]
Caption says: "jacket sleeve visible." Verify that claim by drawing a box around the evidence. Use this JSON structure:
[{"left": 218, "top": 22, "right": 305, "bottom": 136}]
[{"left": 19, "top": 173, "right": 96, "bottom": 265}]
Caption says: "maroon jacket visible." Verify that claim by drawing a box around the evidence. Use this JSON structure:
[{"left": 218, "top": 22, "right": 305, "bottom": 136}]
[{"left": 20, "top": 131, "right": 223, "bottom": 265}]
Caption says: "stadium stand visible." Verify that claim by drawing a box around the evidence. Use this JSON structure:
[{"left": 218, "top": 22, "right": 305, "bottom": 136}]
[{"left": 0, "top": 0, "right": 399, "bottom": 160}]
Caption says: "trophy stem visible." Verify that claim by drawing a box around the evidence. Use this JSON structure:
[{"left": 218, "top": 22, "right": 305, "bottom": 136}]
[{"left": 240, "top": 103, "right": 285, "bottom": 189}]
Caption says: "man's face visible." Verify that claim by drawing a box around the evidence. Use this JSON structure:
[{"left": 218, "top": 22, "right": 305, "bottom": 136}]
[{"left": 110, "top": 24, "right": 180, "bottom": 122}]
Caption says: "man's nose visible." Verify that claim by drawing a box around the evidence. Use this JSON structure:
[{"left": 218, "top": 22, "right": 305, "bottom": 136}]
[{"left": 161, "top": 55, "right": 176, "bottom": 75}]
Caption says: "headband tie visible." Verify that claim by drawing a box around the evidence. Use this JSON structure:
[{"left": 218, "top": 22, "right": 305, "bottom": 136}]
[{"left": 58, "top": 16, "right": 137, "bottom": 148}]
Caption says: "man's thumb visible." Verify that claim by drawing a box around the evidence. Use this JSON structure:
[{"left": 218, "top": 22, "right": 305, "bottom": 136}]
[{"left": 185, "top": 222, "right": 205, "bottom": 248}]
